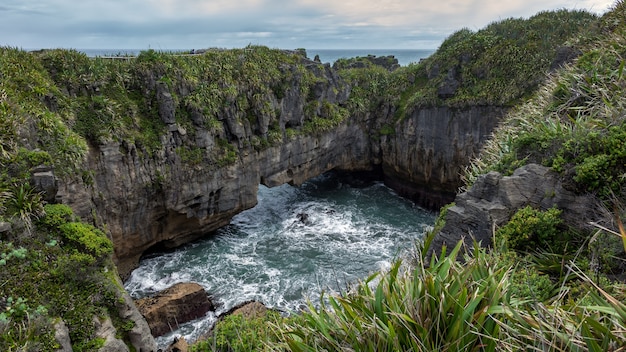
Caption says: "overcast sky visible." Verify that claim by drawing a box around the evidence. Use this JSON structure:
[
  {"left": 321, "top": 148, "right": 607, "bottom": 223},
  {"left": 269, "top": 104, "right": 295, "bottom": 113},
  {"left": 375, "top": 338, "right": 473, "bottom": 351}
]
[{"left": 0, "top": 0, "right": 615, "bottom": 50}]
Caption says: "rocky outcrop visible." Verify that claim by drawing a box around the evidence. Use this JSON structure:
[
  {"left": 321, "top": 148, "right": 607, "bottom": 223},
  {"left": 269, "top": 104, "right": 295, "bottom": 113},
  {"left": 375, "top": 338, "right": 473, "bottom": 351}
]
[
  {"left": 94, "top": 316, "right": 131, "bottom": 352},
  {"left": 53, "top": 319, "right": 72, "bottom": 352},
  {"left": 431, "top": 164, "right": 600, "bottom": 252},
  {"left": 52, "top": 275, "right": 157, "bottom": 352},
  {"left": 164, "top": 337, "right": 189, "bottom": 352},
  {"left": 224, "top": 301, "right": 268, "bottom": 320},
  {"left": 116, "top": 284, "right": 158, "bottom": 351},
  {"left": 135, "top": 282, "right": 214, "bottom": 337},
  {"left": 54, "top": 56, "right": 508, "bottom": 278},
  {"left": 381, "top": 106, "right": 506, "bottom": 209}
]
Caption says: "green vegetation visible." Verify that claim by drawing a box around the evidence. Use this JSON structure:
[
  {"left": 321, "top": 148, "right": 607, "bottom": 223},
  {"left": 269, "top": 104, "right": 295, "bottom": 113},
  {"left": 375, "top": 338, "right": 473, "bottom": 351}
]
[
  {"left": 496, "top": 205, "right": 565, "bottom": 252},
  {"left": 192, "top": 310, "right": 285, "bottom": 352},
  {"left": 465, "top": 5, "right": 626, "bottom": 198},
  {"left": 337, "top": 9, "right": 598, "bottom": 127},
  {"left": 189, "top": 237, "right": 626, "bottom": 351},
  {"left": 0, "top": 203, "right": 134, "bottom": 351},
  {"left": 2, "top": 3, "right": 626, "bottom": 351},
  {"left": 191, "top": 5, "right": 626, "bottom": 352}
]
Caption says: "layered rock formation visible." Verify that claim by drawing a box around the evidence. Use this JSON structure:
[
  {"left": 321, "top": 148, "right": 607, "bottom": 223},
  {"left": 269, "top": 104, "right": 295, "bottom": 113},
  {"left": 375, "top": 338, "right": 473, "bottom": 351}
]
[
  {"left": 381, "top": 106, "right": 506, "bottom": 208},
  {"left": 135, "top": 282, "right": 214, "bottom": 337},
  {"left": 54, "top": 55, "right": 507, "bottom": 278}
]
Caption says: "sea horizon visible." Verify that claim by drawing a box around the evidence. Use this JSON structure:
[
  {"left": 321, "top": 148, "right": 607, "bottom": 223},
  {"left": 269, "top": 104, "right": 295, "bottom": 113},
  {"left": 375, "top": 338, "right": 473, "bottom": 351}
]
[{"left": 75, "top": 48, "right": 435, "bottom": 66}]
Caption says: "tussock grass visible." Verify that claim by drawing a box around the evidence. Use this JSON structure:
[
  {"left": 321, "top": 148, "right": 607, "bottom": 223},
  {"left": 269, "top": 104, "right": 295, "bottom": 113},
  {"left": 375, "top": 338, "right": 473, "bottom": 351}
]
[
  {"left": 263, "top": 235, "right": 626, "bottom": 352},
  {"left": 276, "top": 241, "right": 510, "bottom": 351}
]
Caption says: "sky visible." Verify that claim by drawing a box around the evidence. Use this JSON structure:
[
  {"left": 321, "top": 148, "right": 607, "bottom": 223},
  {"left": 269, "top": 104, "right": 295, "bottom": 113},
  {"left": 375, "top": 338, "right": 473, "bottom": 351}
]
[{"left": 0, "top": 0, "right": 616, "bottom": 50}]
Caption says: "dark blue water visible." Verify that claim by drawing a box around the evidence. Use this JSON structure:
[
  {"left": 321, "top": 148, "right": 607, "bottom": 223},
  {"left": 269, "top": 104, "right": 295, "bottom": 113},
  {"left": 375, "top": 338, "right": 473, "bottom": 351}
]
[
  {"left": 80, "top": 48, "right": 433, "bottom": 66},
  {"left": 124, "top": 173, "right": 435, "bottom": 344}
]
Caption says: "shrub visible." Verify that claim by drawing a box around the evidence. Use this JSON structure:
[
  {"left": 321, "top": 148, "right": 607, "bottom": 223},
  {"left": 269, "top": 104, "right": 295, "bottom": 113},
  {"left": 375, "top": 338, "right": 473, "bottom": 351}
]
[
  {"left": 497, "top": 206, "right": 564, "bottom": 252},
  {"left": 192, "top": 310, "right": 283, "bottom": 352},
  {"left": 59, "top": 222, "right": 113, "bottom": 258},
  {"left": 39, "top": 203, "right": 74, "bottom": 230}
]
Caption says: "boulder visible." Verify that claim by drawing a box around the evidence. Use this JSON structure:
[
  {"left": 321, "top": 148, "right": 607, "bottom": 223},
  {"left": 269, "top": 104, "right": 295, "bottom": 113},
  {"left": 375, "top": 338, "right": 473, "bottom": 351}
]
[{"left": 135, "top": 282, "right": 214, "bottom": 337}]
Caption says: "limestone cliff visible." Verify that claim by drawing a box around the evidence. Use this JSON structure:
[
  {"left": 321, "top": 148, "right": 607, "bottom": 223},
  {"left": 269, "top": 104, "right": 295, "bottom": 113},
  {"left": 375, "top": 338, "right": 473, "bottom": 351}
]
[
  {"left": 55, "top": 49, "right": 383, "bottom": 277},
  {"left": 380, "top": 106, "right": 506, "bottom": 209},
  {"left": 431, "top": 164, "right": 601, "bottom": 253},
  {"left": 55, "top": 55, "right": 504, "bottom": 277}
]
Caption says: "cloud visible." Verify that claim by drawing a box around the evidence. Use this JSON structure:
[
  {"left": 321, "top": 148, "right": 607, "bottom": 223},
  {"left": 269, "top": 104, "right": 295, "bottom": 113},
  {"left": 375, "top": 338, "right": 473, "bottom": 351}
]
[{"left": 0, "top": 0, "right": 616, "bottom": 49}]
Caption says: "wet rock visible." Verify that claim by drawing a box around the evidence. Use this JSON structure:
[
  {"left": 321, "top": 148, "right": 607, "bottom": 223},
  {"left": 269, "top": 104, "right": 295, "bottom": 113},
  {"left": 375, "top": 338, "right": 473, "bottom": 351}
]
[
  {"left": 164, "top": 336, "right": 188, "bottom": 352},
  {"left": 135, "top": 283, "right": 214, "bottom": 337}
]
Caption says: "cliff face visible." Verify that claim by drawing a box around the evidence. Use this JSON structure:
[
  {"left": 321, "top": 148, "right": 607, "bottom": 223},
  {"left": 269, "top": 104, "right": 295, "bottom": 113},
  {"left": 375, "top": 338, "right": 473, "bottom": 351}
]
[
  {"left": 49, "top": 51, "right": 507, "bottom": 278},
  {"left": 59, "top": 115, "right": 376, "bottom": 277},
  {"left": 381, "top": 106, "right": 506, "bottom": 209}
]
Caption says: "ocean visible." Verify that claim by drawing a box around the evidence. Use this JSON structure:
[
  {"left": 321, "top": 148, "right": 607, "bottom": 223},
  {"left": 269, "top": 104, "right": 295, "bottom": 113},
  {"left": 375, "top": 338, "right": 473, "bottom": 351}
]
[{"left": 80, "top": 48, "right": 434, "bottom": 66}]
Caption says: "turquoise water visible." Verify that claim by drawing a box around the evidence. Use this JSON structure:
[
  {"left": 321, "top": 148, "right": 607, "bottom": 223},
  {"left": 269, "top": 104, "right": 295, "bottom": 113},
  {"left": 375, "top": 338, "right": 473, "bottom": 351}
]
[{"left": 124, "top": 173, "right": 435, "bottom": 343}]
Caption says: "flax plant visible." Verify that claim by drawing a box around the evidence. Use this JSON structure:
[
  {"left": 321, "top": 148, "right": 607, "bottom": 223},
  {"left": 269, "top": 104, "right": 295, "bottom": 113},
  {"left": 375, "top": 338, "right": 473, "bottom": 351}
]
[{"left": 277, "top": 241, "right": 512, "bottom": 351}]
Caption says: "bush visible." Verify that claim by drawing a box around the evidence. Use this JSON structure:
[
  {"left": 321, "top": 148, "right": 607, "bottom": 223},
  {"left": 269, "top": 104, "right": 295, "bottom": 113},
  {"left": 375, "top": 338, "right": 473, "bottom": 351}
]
[
  {"left": 59, "top": 222, "right": 113, "bottom": 258},
  {"left": 39, "top": 203, "right": 74, "bottom": 230},
  {"left": 278, "top": 242, "right": 509, "bottom": 351},
  {"left": 497, "top": 206, "right": 564, "bottom": 252}
]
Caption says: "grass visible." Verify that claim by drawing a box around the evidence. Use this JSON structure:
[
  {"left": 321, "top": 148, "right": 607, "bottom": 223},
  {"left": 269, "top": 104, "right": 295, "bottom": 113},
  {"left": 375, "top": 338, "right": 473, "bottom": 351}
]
[
  {"left": 187, "top": 233, "right": 625, "bottom": 351},
  {"left": 0, "top": 204, "right": 134, "bottom": 351},
  {"left": 463, "top": 2, "right": 626, "bottom": 200}
]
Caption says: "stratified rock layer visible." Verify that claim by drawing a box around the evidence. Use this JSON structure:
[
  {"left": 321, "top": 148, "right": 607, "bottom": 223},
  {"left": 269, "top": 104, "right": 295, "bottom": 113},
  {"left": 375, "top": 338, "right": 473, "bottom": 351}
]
[
  {"left": 381, "top": 106, "right": 506, "bottom": 208},
  {"left": 431, "top": 164, "right": 600, "bottom": 253},
  {"left": 55, "top": 57, "right": 506, "bottom": 278},
  {"left": 135, "top": 282, "right": 214, "bottom": 337}
]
